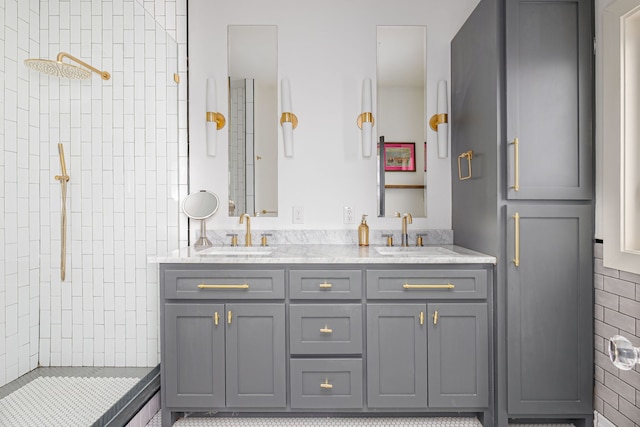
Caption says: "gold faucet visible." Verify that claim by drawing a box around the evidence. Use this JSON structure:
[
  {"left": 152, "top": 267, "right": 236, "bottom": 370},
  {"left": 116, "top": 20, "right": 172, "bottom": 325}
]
[
  {"left": 239, "top": 213, "right": 252, "bottom": 246},
  {"left": 395, "top": 212, "right": 413, "bottom": 247}
]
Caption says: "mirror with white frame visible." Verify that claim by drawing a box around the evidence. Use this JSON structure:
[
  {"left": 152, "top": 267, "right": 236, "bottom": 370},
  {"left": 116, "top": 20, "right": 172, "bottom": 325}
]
[
  {"left": 227, "top": 25, "right": 278, "bottom": 218},
  {"left": 376, "top": 26, "right": 427, "bottom": 218}
]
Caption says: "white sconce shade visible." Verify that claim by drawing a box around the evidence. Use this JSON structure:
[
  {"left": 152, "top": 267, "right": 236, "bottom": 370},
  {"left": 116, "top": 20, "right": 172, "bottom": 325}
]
[
  {"left": 280, "top": 79, "right": 298, "bottom": 157},
  {"left": 206, "top": 78, "right": 226, "bottom": 157},
  {"left": 357, "top": 78, "right": 375, "bottom": 158},
  {"left": 429, "top": 80, "right": 449, "bottom": 159}
]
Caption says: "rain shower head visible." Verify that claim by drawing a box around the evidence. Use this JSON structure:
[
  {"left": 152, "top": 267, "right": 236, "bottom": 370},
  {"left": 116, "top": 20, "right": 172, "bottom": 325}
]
[{"left": 24, "top": 52, "right": 111, "bottom": 80}]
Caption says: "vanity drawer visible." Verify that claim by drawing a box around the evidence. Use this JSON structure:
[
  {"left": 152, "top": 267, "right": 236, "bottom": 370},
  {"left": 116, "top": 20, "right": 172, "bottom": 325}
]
[
  {"left": 289, "top": 270, "right": 362, "bottom": 300},
  {"left": 163, "top": 268, "right": 285, "bottom": 299},
  {"left": 290, "top": 359, "right": 363, "bottom": 409},
  {"left": 366, "top": 269, "right": 487, "bottom": 300},
  {"left": 290, "top": 304, "right": 362, "bottom": 355}
]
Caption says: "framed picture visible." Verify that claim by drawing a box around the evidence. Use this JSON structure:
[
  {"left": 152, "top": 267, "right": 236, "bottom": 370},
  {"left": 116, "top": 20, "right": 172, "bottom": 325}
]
[{"left": 384, "top": 142, "right": 416, "bottom": 172}]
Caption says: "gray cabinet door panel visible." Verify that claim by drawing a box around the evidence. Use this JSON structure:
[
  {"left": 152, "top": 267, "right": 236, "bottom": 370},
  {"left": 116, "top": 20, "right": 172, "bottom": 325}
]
[
  {"left": 428, "top": 303, "right": 489, "bottom": 408},
  {"left": 164, "top": 268, "right": 285, "bottom": 299},
  {"left": 506, "top": 205, "right": 593, "bottom": 414},
  {"left": 290, "top": 269, "right": 362, "bottom": 299},
  {"left": 506, "top": 0, "right": 592, "bottom": 200},
  {"left": 367, "top": 269, "right": 487, "bottom": 299},
  {"left": 367, "top": 304, "right": 428, "bottom": 408},
  {"left": 225, "top": 303, "right": 286, "bottom": 408},
  {"left": 290, "top": 359, "right": 363, "bottom": 409},
  {"left": 290, "top": 304, "right": 363, "bottom": 355},
  {"left": 164, "top": 303, "right": 225, "bottom": 408}
]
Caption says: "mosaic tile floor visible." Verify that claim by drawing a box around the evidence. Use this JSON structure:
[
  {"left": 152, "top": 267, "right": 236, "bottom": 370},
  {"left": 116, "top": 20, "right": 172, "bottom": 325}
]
[
  {"left": 0, "top": 376, "right": 139, "bottom": 426},
  {"left": 0, "top": 366, "right": 154, "bottom": 427},
  {"left": 145, "top": 412, "right": 576, "bottom": 427}
]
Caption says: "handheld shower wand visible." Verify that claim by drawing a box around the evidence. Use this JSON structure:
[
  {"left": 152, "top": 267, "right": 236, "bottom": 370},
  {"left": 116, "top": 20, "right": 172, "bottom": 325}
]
[{"left": 55, "top": 143, "right": 69, "bottom": 281}]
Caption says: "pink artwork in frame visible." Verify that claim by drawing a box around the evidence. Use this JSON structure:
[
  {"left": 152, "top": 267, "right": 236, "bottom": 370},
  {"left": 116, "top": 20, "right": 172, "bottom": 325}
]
[{"left": 384, "top": 142, "right": 416, "bottom": 172}]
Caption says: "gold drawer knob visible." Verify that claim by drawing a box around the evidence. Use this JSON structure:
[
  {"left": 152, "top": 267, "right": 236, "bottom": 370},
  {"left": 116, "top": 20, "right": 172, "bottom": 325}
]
[
  {"left": 320, "top": 325, "right": 333, "bottom": 334},
  {"left": 319, "top": 282, "right": 333, "bottom": 289},
  {"left": 320, "top": 378, "right": 333, "bottom": 389}
]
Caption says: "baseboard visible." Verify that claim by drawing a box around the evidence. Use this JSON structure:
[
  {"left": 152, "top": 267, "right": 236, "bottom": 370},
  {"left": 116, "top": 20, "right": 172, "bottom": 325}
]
[{"left": 594, "top": 411, "right": 616, "bottom": 427}]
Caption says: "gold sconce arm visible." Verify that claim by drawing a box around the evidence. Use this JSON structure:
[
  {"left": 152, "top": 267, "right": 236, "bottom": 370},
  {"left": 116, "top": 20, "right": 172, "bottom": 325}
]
[
  {"left": 457, "top": 150, "right": 474, "bottom": 181},
  {"left": 429, "top": 113, "right": 448, "bottom": 131},
  {"left": 357, "top": 112, "right": 375, "bottom": 129},
  {"left": 206, "top": 112, "right": 226, "bottom": 130},
  {"left": 57, "top": 52, "right": 110, "bottom": 80},
  {"left": 280, "top": 112, "right": 298, "bottom": 129}
]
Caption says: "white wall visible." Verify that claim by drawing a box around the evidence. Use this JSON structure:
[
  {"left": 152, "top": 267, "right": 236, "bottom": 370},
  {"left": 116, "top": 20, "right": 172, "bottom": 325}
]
[{"left": 188, "top": 0, "right": 480, "bottom": 232}]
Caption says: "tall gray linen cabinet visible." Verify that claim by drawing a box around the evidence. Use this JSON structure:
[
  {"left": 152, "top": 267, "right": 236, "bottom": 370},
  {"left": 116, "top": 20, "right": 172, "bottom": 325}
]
[{"left": 450, "top": 0, "right": 594, "bottom": 426}]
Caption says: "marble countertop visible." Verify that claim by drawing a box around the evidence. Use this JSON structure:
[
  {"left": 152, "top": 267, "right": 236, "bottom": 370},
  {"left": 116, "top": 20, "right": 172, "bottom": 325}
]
[{"left": 149, "top": 244, "right": 497, "bottom": 265}]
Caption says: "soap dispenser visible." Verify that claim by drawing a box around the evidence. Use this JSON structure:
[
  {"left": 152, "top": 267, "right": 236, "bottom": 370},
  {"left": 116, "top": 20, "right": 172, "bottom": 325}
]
[{"left": 358, "top": 215, "right": 369, "bottom": 247}]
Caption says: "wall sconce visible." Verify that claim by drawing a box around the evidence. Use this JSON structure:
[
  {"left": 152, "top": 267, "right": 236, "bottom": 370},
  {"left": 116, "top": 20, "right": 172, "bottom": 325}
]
[
  {"left": 206, "top": 78, "right": 226, "bottom": 156},
  {"left": 280, "top": 79, "right": 298, "bottom": 157},
  {"left": 429, "top": 80, "right": 449, "bottom": 159},
  {"left": 357, "top": 78, "right": 375, "bottom": 158}
]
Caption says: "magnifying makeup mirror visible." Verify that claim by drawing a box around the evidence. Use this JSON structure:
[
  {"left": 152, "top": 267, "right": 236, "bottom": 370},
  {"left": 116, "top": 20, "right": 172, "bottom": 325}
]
[{"left": 182, "top": 190, "right": 220, "bottom": 249}]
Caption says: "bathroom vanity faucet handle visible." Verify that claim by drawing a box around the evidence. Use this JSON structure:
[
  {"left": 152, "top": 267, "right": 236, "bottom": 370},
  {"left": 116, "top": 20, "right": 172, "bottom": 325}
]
[
  {"left": 416, "top": 233, "right": 427, "bottom": 247},
  {"left": 381, "top": 234, "right": 394, "bottom": 247},
  {"left": 261, "top": 233, "right": 272, "bottom": 247},
  {"left": 226, "top": 233, "right": 238, "bottom": 247}
]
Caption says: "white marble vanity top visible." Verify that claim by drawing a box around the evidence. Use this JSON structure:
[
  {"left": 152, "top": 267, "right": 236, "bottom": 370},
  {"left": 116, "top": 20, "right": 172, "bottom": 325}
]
[{"left": 150, "top": 244, "right": 497, "bottom": 265}]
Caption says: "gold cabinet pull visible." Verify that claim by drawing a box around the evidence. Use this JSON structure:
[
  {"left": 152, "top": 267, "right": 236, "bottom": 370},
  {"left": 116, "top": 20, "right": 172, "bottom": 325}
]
[
  {"left": 319, "top": 282, "right": 333, "bottom": 289},
  {"left": 320, "top": 378, "right": 333, "bottom": 389},
  {"left": 320, "top": 325, "right": 333, "bottom": 334},
  {"left": 457, "top": 150, "right": 474, "bottom": 181},
  {"left": 433, "top": 310, "right": 439, "bottom": 325},
  {"left": 214, "top": 312, "right": 219, "bottom": 326},
  {"left": 513, "top": 212, "right": 520, "bottom": 267},
  {"left": 227, "top": 310, "right": 232, "bottom": 325},
  {"left": 419, "top": 311, "right": 425, "bottom": 326},
  {"left": 402, "top": 283, "right": 455, "bottom": 290},
  {"left": 198, "top": 283, "right": 249, "bottom": 290},
  {"left": 510, "top": 137, "right": 520, "bottom": 191}
]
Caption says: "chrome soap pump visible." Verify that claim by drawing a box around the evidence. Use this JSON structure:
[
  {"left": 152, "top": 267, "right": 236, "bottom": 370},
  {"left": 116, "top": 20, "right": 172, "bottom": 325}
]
[{"left": 358, "top": 214, "right": 369, "bottom": 246}]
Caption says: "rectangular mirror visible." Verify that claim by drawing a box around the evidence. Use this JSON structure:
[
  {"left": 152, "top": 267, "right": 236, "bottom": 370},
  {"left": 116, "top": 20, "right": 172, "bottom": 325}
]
[
  {"left": 376, "top": 26, "right": 427, "bottom": 218},
  {"left": 228, "top": 25, "right": 278, "bottom": 217}
]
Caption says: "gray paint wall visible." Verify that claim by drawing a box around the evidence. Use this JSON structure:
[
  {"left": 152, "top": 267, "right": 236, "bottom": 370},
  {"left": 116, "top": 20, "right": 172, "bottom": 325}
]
[{"left": 594, "top": 242, "right": 640, "bottom": 427}]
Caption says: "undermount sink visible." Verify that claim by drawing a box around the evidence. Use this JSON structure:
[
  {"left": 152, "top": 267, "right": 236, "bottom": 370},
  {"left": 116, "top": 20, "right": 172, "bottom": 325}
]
[
  {"left": 375, "top": 246, "right": 457, "bottom": 256},
  {"left": 196, "top": 246, "right": 275, "bottom": 256}
]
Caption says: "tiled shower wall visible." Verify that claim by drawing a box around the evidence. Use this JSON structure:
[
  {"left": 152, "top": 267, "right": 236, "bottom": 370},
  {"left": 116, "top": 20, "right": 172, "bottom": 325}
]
[
  {"left": 0, "top": 0, "right": 42, "bottom": 387},
  {"left": 594, "top": 242, "right": 640, "bottom": 427},
  {"left": 0, "top": 0, "right": 188, "bottom": 388}
]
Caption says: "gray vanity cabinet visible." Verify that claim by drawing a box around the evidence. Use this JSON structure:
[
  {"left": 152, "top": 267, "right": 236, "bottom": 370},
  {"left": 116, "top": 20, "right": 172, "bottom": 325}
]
[
  {"left": 366, "top": 303, "right": 428, "bottom": 408},
  {"left": 367, "top": 303, "right": 489, "bottom": 409},
  {"left": 163, "top": 302, "right": 286, "bottom": 410},
  {"left": 505, "top": 205, "right": 593, "bottom": 415},
  {"left": 164, "top": 303, "right": 225, "bottom": 408},
  {"left": 225, "top": 303, "right": 286, "bottom": 408},
  {"left": 505, "top": 0, "right": 592, "bottom": 201},
  {"left": 451, "top": 0, "right": 594, "bottom": 425},
  {"left": 427, "top": 303, "right": 488, "bottom": 408}
]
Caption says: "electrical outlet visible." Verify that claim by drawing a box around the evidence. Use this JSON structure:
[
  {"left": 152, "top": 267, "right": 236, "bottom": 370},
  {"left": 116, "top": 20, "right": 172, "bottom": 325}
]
[
  {"left": 344, "top": 206, "right": 354, "bottom": 224},
  {"left": 293, "top": 206, "right": 304, "bottom": 224}
]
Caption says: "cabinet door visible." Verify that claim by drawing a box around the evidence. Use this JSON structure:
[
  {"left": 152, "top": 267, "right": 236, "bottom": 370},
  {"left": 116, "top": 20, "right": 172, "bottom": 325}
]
[
  {"left": 164, "top": 303, "right": 225, "bottom": 408},
  {"left": 366, "top": 304, "right": 427, "bottom": 408},
  {"left": 225, "top": 303, "right": 286, "bottom": 408},
  {"left": 427, "top": 303, "right": 488, "bottom": 408},
  {"left": 505, "top": 0, "right": 592, "bottom": 200},
  {"left": 506, "top": 205, "right": 593, "bottom": 415}
]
